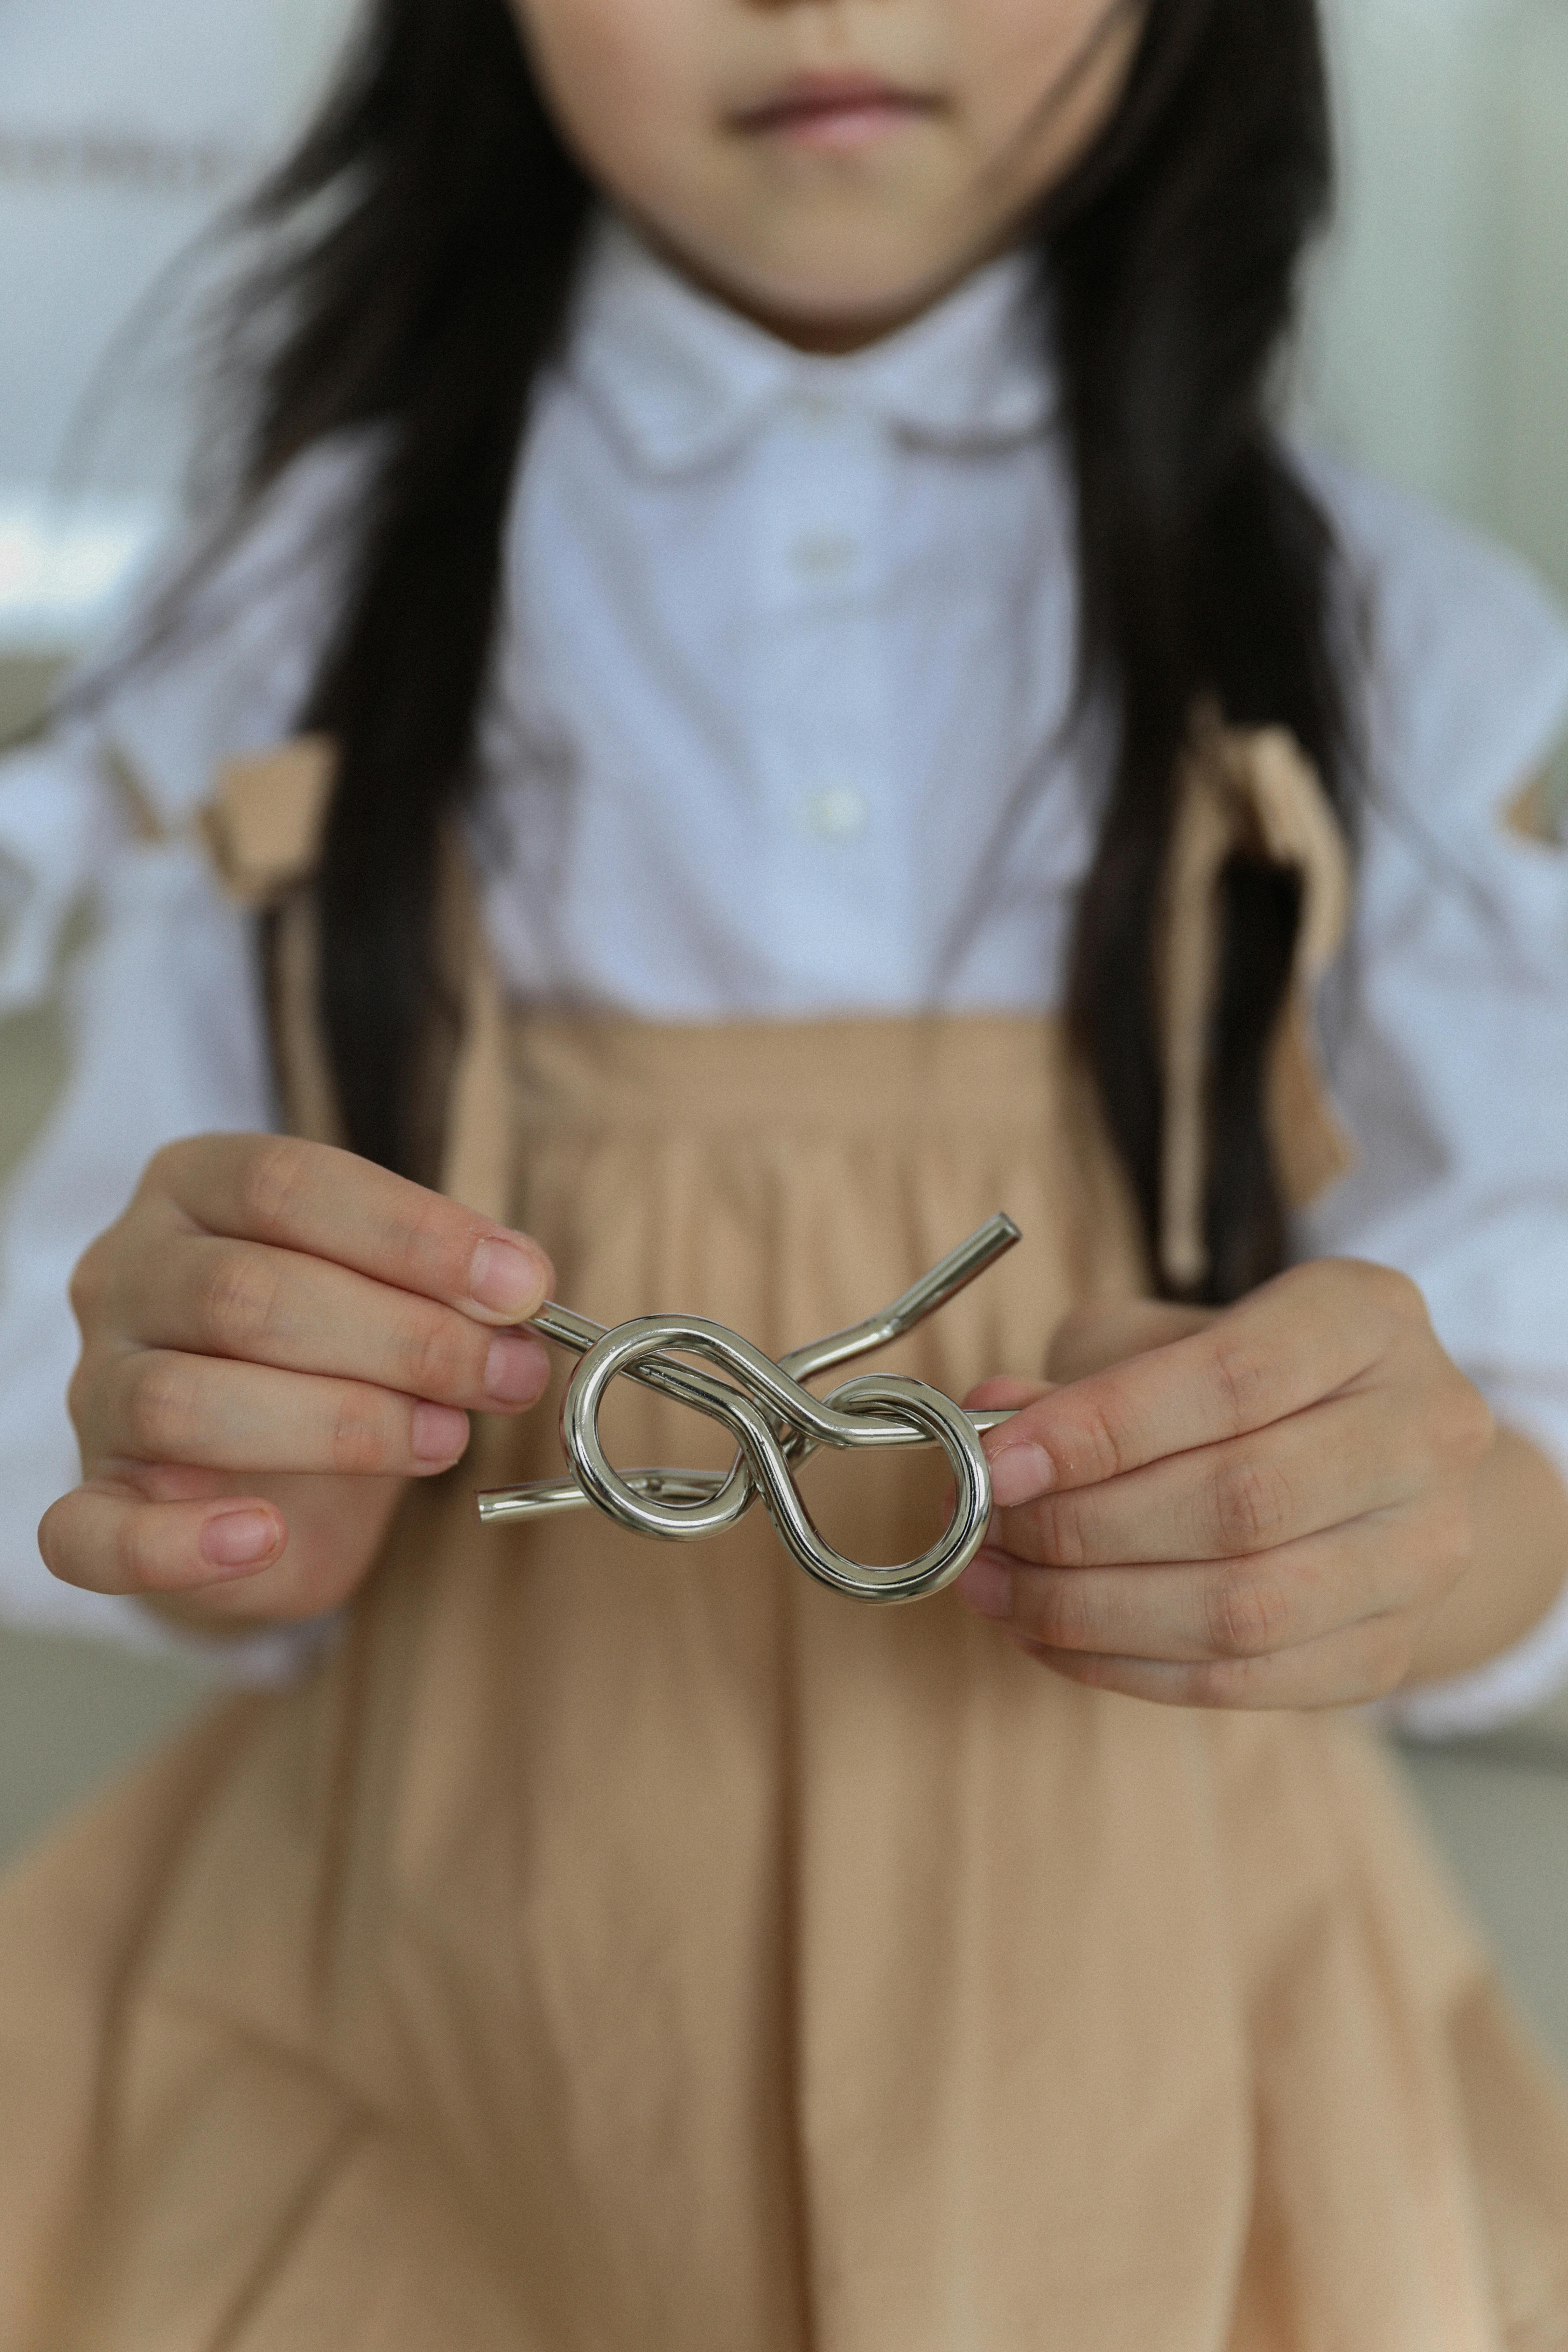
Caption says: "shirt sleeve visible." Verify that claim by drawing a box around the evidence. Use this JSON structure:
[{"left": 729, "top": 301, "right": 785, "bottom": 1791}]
[
  {"left": 1296, "top": 458, "right": 1568, "bottom": 1736},
  {"left": 0, "top": 444, "right": 370, "bottom": 1677},
  {"left": 0, "top": 739, "right": 308, "bottom": 1675}
]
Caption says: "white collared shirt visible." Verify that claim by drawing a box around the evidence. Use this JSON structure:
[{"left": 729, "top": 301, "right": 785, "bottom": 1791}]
[
  {"left": 479, "top": 221, "right": 1091, "bottom": 1022},
  {"left": 2, "top": 216, "right": 1568, "bottom": 1727}
]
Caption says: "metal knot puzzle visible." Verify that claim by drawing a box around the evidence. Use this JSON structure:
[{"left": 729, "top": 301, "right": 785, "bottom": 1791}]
[{"left": 477, "top": 1214, "right": 1021, "bottom": 1604}]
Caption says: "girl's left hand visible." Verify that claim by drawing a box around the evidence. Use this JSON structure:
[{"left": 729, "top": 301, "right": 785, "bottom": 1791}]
[{"left": 955, "top": 1259, "right": 1495, "bottom": 1709}]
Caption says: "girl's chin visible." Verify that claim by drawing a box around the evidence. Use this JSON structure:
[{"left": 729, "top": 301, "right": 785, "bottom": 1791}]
[
  {"left": 671, "top": 230, "right": 998, "bottom": 354},
  {"left": 709, "top": 279, "right": 951, "bottom": 352}
]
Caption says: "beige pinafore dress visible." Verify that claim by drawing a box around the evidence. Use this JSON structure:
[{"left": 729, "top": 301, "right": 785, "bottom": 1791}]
[{"left": 2, "top": 733, "right": 1568, "bottom": 2352}]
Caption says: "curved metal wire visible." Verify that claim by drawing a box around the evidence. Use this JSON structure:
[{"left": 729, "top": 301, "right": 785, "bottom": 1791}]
[{"left": 476, "top": 1213, "right": 1022, "bottom": 1604}]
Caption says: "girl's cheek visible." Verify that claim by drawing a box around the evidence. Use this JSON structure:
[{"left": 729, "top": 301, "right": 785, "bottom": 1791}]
[
  {"left": 507, "top": 0, "right": 698, "bottom": 188},
  {"left": 972, "top": 0, "right": 1145, "bottom": 212}
]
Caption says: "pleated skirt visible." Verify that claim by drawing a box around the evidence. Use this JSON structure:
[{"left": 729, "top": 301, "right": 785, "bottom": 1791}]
[{"left": 3, "top": 1015, "right": 1567, "bottom": 2350}]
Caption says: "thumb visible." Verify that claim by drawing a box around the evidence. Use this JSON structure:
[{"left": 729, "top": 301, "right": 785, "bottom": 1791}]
[{"left": 1046, "top": 1299, "right": 1217, "bottom": 1384}]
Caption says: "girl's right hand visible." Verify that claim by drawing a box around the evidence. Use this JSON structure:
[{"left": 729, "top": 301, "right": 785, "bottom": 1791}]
[{"left": 38, "top": 1134, "right": 554, "bottom": 1627}]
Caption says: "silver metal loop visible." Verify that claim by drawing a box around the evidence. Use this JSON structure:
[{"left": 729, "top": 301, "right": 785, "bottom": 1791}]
[
  {"left": 562, "top": 1320, "right": 992, "bottom": 1601},
  {"left": 477, "top": 1214, "right": 1023, "bottom": 1604}
]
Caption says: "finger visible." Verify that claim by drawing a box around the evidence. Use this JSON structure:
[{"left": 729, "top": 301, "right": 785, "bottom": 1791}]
[
  {"left": 958, "top": 1507, "right": 1445, "bottom": 1662},
  {"left": 1045, "top": 1299, "right": 1214, "bottom": 1384},
  {"left": 114, "top": 1236, "right": 552, "bottom": 1412},
  {"left": 993, "top": 1386, "right": 1425, "bottom": 1568},
  {"left": 961, "top": 1376, "right": 1051, "bottom": 1415},
  {"left": 39, "top": 1482, "right": 287, "bottom": 1597},
  {"left": 147, "top": 1135, "right": 554, "bottom": 1325},
  {"left": 982, "top": 1260, "right": 1415, "bottom": 1505},
  {"left": 1011, "top": 1615, "right": 1420, "bottom": 1712},
  {"left": 96, "top": 1350, "right": 474, "bottom": 1477}
]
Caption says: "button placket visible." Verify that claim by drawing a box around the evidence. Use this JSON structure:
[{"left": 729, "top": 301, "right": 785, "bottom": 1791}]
[
  {"left": 787, "top": 526, "right": 860, "bottom": 588},
  {"left": 799, "top": 782, "right": 869, "bottom": 842},
  {"left": 746, "top": 398, "right": 898, "bottom": 990}
]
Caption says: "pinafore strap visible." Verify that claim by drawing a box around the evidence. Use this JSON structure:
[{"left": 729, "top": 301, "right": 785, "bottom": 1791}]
[
  {"left": 1157, "top": 704, "right": 1357, "bottom": 1290},
  {"left": 200, "top": 736, "right": 513, "bottom": 1222}
]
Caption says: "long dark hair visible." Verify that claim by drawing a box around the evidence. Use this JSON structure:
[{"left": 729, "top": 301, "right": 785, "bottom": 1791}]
[{"left": 225, "top": 0, "right": 1346, "bottom": 1302}]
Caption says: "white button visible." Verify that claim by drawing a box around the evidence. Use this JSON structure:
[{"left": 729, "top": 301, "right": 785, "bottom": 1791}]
[
  {"left": 788, "top": 389, "right": 839, "bottom": 428},
  {"left": 789, "top": 529, "right": 857, "bottom": 580},
  {"left": 800, "top": 784, "right": 868, "bottom": 841}
]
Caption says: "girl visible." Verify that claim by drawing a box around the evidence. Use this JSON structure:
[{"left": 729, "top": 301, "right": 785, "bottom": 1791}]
[{"left": 2, "top": 0, "right": 1568, "bottom": 2339}]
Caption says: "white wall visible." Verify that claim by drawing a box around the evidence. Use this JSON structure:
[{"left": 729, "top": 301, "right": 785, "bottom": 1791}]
[
  {"left": 0, "top": 0, "right": 356, "bottom": 649},
  {"left": 1302, "top": 0, "right": 1568, "bottom": 608},
  {"left": 0, "top": 0, "right": 354, "bottom": 497}
]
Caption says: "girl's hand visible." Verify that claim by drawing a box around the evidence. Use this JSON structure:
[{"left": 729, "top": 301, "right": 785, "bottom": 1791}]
[
  {"left": 38, "top": 1135, "right": 554, "bottom": 1626},
  {"left": 955, "top": 1260, "right": 1498, "bottom": 1709}
]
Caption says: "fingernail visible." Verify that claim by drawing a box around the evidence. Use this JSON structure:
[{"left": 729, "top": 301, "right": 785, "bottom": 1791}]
[
  {"left": 200, "top": 1508, "right": 280, "bottom": 1573},
  {"left": 958, "top": 1555, "right": 1014, "bottom": 1622},
  {"left": 412, "top": 1401, "right": 470, "bottom": 1463},
  {"left": 986, "top": 1442, "right": 1056, "bottom": 1509},
  {"left": 484, "top": 1333, "right": 549, "bottom": 1407},
  {"left": 469, "top": 1235, "right": 550, "bottom": 1318}
]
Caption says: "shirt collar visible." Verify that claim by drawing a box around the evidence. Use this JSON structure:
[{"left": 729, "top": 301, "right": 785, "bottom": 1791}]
[{"left": 567, "top": 211, "right": 1054, "bottom": 477}]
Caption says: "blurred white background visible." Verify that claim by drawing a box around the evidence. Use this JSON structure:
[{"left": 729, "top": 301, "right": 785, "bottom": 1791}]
[
  {"left": 1304, "top": 0, "right": 1568, "bottom": 613},
  {"left": 0, "top": 0, "right": 351, "bottom": 676},
  {"left": 1, "top": 0, "right": 1568, "bottom": 2054}
]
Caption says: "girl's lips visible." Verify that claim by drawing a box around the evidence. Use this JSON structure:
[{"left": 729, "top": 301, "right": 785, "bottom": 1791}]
[{"left": 732, "top": 72, "right": 940, "bottom": 153}]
